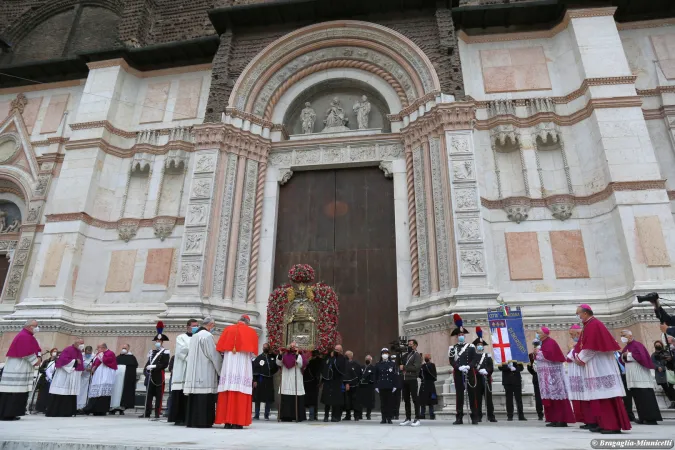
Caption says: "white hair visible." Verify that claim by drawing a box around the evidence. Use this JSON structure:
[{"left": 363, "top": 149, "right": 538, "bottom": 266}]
[
  {"left": 203, "top": 316, "right": 214, "bottom": 326},
  {"left": 23, "top": 319, "right": 37, "bottom": 327},
  {"left": 621, "top": 330, "right": 633, "bottom": 336}
]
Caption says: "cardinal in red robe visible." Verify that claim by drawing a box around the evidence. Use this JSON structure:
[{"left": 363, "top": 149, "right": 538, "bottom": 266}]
[
  {"left": 572, "top": 305, "right": 631, "bottom": 434},
  {"left": 534, "top": 327, "right": 576, "bottom": 427},
  {"left": 215, "top": 315, "right": 258, "bottom": 429}
]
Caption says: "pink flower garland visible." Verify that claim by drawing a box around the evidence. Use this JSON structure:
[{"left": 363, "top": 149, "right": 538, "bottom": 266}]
[{"left": 288, "top": 264, "right": 315, "bottom": 284}]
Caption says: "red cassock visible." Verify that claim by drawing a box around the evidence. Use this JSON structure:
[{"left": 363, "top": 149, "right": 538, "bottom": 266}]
[{"left": 214, "top": 323, "right": 258, "bottom": 427}]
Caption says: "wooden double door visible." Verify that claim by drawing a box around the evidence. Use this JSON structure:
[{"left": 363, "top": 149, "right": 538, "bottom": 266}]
[{"left": 274, "top": 167, "right": 399, "bottom": 361}]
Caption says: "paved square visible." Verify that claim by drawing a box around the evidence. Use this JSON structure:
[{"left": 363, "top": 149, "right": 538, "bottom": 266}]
[{"left": 0, "top": 415, "right": 673, "bottom": 450}]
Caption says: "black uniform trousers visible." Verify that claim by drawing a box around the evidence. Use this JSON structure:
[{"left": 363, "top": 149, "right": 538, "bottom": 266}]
[
  {"left": 402, "top": 379, "right": 420, "bottom": 420},
  {"left": 344, "top": 387, "right": 362, "bottom": 420},
  {"left": 504, "top": 385, "right": 524, "bottom": 418},
  {"left": 621, "top": 373, "right": 636, "bottom": 420},
  {"left": 532, "top": 375, "right": 544, "bottom": 418},
  {"left": 453, "top": 371, "right": 478, "bottom": 419},
  {"left": 145, "top": 380, "right": 164, "bottom": 418},
  {"left": 476, "top": 376, "right": 495, "bottom": 420},
  {"left": 379, "top": 389, "right": 394, "bottom": 420}
]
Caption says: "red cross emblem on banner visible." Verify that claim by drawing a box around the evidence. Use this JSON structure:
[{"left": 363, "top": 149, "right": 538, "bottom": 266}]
[{"left": 492, "top": 327, "right": 511, "bottom": 363}]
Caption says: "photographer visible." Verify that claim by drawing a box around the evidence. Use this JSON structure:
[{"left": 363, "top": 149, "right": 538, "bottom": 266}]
[
  {"left": 651, "top": 340, "right": 675, "bottom": 409},
  {"left": 637, "top": 293, "right": 675, "bottom": 337}
]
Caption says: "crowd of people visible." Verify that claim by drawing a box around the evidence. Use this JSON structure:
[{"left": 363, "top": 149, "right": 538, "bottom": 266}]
[{"left": 0, "top": 297, "right": 673, "bottom": 434}]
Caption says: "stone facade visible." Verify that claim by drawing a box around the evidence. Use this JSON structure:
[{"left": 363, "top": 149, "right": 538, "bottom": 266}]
[{"left": 0, "top": 2, "right": 672, "bottom": 385}]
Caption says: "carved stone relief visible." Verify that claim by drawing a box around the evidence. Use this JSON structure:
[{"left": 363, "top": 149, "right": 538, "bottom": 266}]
[
  {"left": 190, "top": 179, "right": 212, "bottom": 199},
  {"left": 278, "top": 168, "right": 294, "bottom": 185},
  {"left": 153, "top": 216, "right": 176, "bottom": 241},
  {"left": 268, "top": 143, "right": 403, "bottom": 169},
  {"left": 452, "top": 160, "right": 474, "bottom": 181},
  {"left": 34, "top": 175, "right": 50, "bottom": 197},
  {"left": 187, "top": 204, "right": 208, "bottom": 226},
  {"left": 179, "top": 261, "right": 201, "bottom": 285},
  {"left": 118, "top": 219, "right": 140, "bottom": 242},
  {"left": 457, "top": 218, "right": 481, "bottom": 242},
  {"left": 378, "top": 161, "right": 393, "bottom": 178},
  {"left": 448, "top": 136, "right": 471, "bottom": 154},
  {"left": 455, "top": 188, "right": 478, "bottom": 210},
  {"left": 412, "top": 147, "right": 430, "bottom": 296},
  {"left": 460, "top": 249, "right": 485, "bottom": 275},
  {"left": 233, "top": 159, "right": 259, "bottom": 301},
  {"left": 194, "top": 155, "right": 216, "bottom": 173},
  {"left": 429, "top": 137, "right": 451, "bottom": 291},
  {"left": 25, "top": 204, "right": 41, "bottom": 224},
  {"left": 2, "top": 236, "right": 30, "bottom": 301},
  {"left": 212, "top": 154, "right": 238, "bottom": 297},
  {"left": 184, "top": 232, "right": 204, "bottom": 254}
]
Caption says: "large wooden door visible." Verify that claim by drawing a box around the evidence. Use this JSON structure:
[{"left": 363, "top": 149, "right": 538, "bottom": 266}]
[{"left": 274, "top": 167, "right": 398, "bottom": 361}]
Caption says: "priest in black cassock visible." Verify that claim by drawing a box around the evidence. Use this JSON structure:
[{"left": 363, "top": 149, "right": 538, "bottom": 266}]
[
  {"left": 358, "top": 355, "right": 376, "bottom": 420},
  {"left": 303, "top": 350, "right": 322, "bottom": 421},
  {"left": 115, "top": 343, "right": 139, "bottom": 415},
  {"left": 321, "top": 345, "right": 346, "bottom": 422},
  {"left": 343, "top": 350, "right": 363, "bottom": 421},
  {"left": 252, "top": 343, "right": 278, "bottom": 420},
  {"left": 449, "top": 314, "right": 479, "bottom": 425}
]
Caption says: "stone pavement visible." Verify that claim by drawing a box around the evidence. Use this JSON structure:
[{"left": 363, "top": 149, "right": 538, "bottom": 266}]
[{"left": 0, "top": 415, "right": 673, "bottom": 450}]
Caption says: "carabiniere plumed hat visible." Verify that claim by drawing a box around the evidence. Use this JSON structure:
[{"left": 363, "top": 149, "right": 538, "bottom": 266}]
[
  {"left": 472, "top": 326, "right": 488, "bottom": 346},
  {"left": 153, "top": 321, "right": 170, "bottom": 342},
  {"left": 450, "top": 313, "right": 469, "bottom": 336}
]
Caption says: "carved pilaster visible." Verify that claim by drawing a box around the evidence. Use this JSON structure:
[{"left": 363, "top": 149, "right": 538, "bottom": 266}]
[
  {"left": 212, "top": 153, "right": 238, "bottom": 298},
  {"left": 429, "top": 137, "right": 451, "bottom": 291},
  {"left": 233, "top": 159, "right": 259, "bottom": 302},
  {"left": 412, "top": 146, "right": 430, "bottom": 297}
]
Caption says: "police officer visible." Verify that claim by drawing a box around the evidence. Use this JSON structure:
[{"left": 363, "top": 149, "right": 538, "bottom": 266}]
[
  {"left": 374, "top": 347, "right": 399, "bottom": 424},
  {"left": 359, "top": 355, "right": 376, "bottom": 420}
]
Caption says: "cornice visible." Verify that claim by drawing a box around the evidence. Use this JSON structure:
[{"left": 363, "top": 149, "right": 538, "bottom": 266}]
[
  {"left": 401, "top": 102, "right": 476, "bottom": 147},
  {"left": 636, "top": 86, "right": 675, "bottom": 97},
  {"left": 69, "top": 120, "right": 137, "bottom": 139},
  {"left": 86, "top": 59, "right": 212, "bottom": 79},
  {"left": 0, "top": 79, "right": 85, "bottom": 96},
  {"left": 616, "top": 18, "right": 675, "bottom": 30},
  {"left": 271, "top": 133, "right": 401, "bottom": 150},
  {"left": 386, "top": 90, "right": 440, "bottom": 122},
  {"left": 481, "top": 180, "right": 667, "bottom": 210},
  {"left": 64, "top": 138, "right": 196, "bottom": 158},
  {"left": 566, "top": 7, "right": 617, "bottom": 20},
  {"left": 193, "top": 123, "right": 272, "bottom": 162},
  {"left": 46, "top": 212, "right": 185, "bottom": 229}
]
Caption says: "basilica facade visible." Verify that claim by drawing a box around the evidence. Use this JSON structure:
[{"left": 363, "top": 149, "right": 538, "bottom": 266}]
[{"left": 0, "top": 0, "right": 673, "bottom": 363}]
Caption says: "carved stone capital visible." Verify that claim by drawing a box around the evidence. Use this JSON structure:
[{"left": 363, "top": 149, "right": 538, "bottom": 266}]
[
  {"left": 378, "top": 161, "right": 393, "bottom": 178},
  {"left": 193, "top": 123, "right": 271, "bottom": 162},
  {"left": 402, "top": 102, "right": 475, "bottom": 148},
  {"left": 547, "top": 198, "right": 574, "bottom": 221},
  {"left": 502, "top": 198, "right": 532, "bottom": 224},
  {"left": 153, "top": 216, "right": 176, "bottom": 241},
  {"left": 118, "top": 218, "right": 140, "bottom": 242},
  {"left": 278, "top": 168, "right": 293, "bottom": 185}
]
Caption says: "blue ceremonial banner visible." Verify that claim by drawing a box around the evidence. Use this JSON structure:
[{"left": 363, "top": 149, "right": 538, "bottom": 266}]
[{"left": 487, "top": 306, "right": 529, "bottom": 364}]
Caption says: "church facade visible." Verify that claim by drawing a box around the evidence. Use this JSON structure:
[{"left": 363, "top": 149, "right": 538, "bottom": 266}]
[{"left": 0, "top": 0, "right": 673, "bottom": 363}]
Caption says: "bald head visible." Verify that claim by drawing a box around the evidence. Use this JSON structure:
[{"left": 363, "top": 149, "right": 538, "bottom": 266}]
[
  {"left": 345, "top": 350, "right": 353, "bottom": 360},
  {"left": 72, "top": 337, "right": 84, "bottom": 348},
  {"left": 334, "top": 345, "right": 343, "bottom": 354}
]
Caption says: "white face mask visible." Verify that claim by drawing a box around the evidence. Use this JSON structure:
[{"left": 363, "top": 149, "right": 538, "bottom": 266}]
[
  {"left": 154, "top": 342, "right": 162, "bottom": 349},
  {"left": 621, "top": 337, "right": 628, "bottom": 343},
  {"left": 78, "top": 344, "right": 85, "bottom": 351},
  {"left": 576, "top": 314, "right": 582, "bottom": 322},
  {"left": 51, "top": 352, "right": 57, "bottom": 357},
  {"left": 33, "top": 326, "right": 40, "bottom": 333},
  {"left": 121, "top": 349, "right": 128, "bottom": 354},
  {"left": 382, "top": 354, "right": 389, "bottom": 360}
]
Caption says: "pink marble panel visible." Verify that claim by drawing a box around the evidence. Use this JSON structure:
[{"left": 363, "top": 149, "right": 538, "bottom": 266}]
[
  {"left": 549, "top": 230, "right": 590, "bottom": 279},
  {"left": 651, "top": 35, "right": 675, "bottom": 79},
  {"left": 635, "top": 216, "right": 670, "bottom": 267},
  {"left": 0, "top": 332, "right": 18, "bottom": 363},
  {"left": 173, "top": 78, "right": 202, "bottom": 121},
  {"left": 505, "top": 232, "right": 543, "bottom": 280},
  {"left": 140, "top": 82, "right": 170, "bottom": 123},
  {"left": 116, "top": 335, "right": 152, "bottom": 357},
  {"left": 480, "top": 49, "right": 512, "bottom": 68},
  {"left": 40, "top": 94, "right": 69, "bottom": 134},
  {"left": 483, "top": 66, "right": 517, "bottom": 93},
  {"left": 0, "top": 101, "right": 9, "bottom": 121},
  {"left": 143, "top": 248, "right": 174, "bottom": 286},
  {"left": 105, "top": 250, "right": 137, "bottom": 292},
  {"left": 409, "top": 330, "right": 452, "bottom": 367},
  {"left": 39, "top": 241, "right": 66, "bottom": 286},
  {"left": 514, "top": 63, "right": 552, "bottom": 91},
  {"left": 22, "top": 97, "right": 43, "bottom": 133},
  {"left": 510, "top": 47, "right": 546, "bottom": 66}
]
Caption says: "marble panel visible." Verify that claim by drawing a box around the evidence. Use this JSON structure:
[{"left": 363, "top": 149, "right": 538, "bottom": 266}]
[
  {"left": 549, "top": 230, "right": 590, "bottom": 279},
  {"left": 143, "top": 248, "right": 174, "bottom": 286},
  {"left": 22, "top": 97, "right": 42, "bottom": 133},
  {"left": 173, "top": 78, "right": 202, "bottom": 121},
  {"left": 650, "top": 34, "right": 675, "bottom": 79},
  {"left": 635, "top": 216, "right": 671, "bottom": 267},
  {"left": 483, "top": 66, "right": 516, "bottom": 93},
  {"left": 409, "top": 330, "right": 452, "bottom": 369},
  {"left": 39, "top": 241, "right": 66, "bottom": 287},
  {"left": 481, "top": 46, "right": 551, "bottom": 93},
  {"left": 514, "top": 63, "right": 552, "bottom": 91},
  {"left": 140, "top": 82, "right": 170, "bottom": 124},
  {"left": 0, "top": 332, "right": 18, "bottom": 363},
  {"left": 105, "top": 250, "right": 137, "bottom": 292},
  {"left": 480, "top": 49, "right": 512, "bottom": 68},
  {"left": 505, "top": 232, "right": 543, "bottom": 281},
  {"left": 40, "top": 94, "right": 69, "bottom": 134}
]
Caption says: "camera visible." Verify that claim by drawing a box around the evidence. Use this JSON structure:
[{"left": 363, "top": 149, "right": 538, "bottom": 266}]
[
  {"left": 637, "top": 292, "right": 659, "bottom": 304},
  {"left": 390, "top": 336, "right": 408, "bottom": 355}
]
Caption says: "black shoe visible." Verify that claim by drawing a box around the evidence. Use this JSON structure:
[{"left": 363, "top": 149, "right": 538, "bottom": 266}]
[
  {"left": 387, "top": 419, "right": 392, "bottom": 424},
  {"left": 323, "top": 416, "right": 329, "bottom": 423},
  {"left": 380, "top": 419, "right": 387, "bottom": 424},
  {"left": 507, "top": 417, "right": 513, "bottom": 422},
  {"left": 558, "top": 423, "right": 568, "bottom": 427},
  {"left": 419, "top": 415, "right": 426, "bottom": 420},
  {"left": 331, "top": 418, "right": 341, "bottom": 422},
  {"left": 453, "top": 419, "right": 463, "bottom": 425},
  {"left": 546, "top": 422, "right": 557, "bottom": 427},
  {"left": 472, "top": 419, "right": 478, "bottom": 425},
  {"left": 253, "top": 416, "right": 259, "bottom": 420},
  {"left": 590, "top": 427, "right": 602, "bottom": 433},
  {"left": 580, "top": 424, "right": 593, "bottom": 429},
  {"left": 224, "top": 424, "right": 232, "bottom": 429},
  {"left": 538, "top": 415, "right": 544, "bottom": 421},
  {"left": 600, "top": 430, "right": 621, "bottom": 434},
  {"left": 119, "top": 411, "right": 125, "bottom": 416},
  {"left": 518, "top": 416, "right": 527, "bottom": 421},
  {"left": 669, "top": 402, "right": 675, "bottom": 409},
  {"left": 234, "top": 425, "right": 243, "bottom": 429},
  {"left": 488, "top": 417, "right": 497, "bottom": 423},
  {"left": 344, "top": 416, "right": 352, "bottom": 421},
  {"left": 174, "top": 422, "right": 185, "bottom": 426},
  {"left": 644, "top": 420, "right": 658, "bottom": 425},
  {"left": 367, "top": 415, "right": 371, "bottom": 420},
  {"left": 430, "top": 416, "right": 436, "bottom": 420}
]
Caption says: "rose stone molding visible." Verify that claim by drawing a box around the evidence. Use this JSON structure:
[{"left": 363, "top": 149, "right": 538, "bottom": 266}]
[
  {"left": 412, "top": 146, "right": 430, "bottom": 296},
  {"left": 231, "top": 21, "right": 441, "bottom": 114}
]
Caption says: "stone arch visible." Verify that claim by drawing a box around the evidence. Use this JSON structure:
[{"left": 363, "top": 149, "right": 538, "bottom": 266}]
[
  {"left": 0, "top": 168, "right": 33, "bottom": 208},
  {"left": 3, "top": 0, "right": 122, "bottom": 64},
  {"left": 229, "top": 21, "right": 441, "bottom": 119}
]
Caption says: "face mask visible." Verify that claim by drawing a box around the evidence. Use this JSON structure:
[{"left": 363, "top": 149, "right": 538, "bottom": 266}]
[
  {"left": 458, "top": 336, "right": 465, "bottom": 343},
  {"left": 655, "top": 346, "right": 663, "bottom": 351},
  {"left": 85, "top": 353, "right": 92, "bottom": 357},
  {"left": 192, "top": 326, "right": 199, "bottom": 334},
  {"left": 366, "top": 360, "right": 371, "bottom": 365},
  {"left": 155, "top": 342, "right": 162, "bottom": 349},
  {"left": 424, "top": 358, "right": 430, "bottom": 363},
  {"left": 78, "top": 344, "right": 85, "bottom": 351},
  {"left": 51, "top": 352, "right": 57, "bottom": 357},
  {"left": 576, "top": 314, "right": 582, "bottom": 322},
  {"left": 620, "top": 337, "right": 628, "bottom": 343},
  {"left": 33, "top": 326, "right": 40, "bottom": 333},
  {"left": 263, "top": 348, "right": 270, "bottom": 354},
  {"left": 382, "top": 354, "right": 389, "bottom": 360},
  {"left": 407, "top": 346, "right": 413, "bottom": 353},
  {"left": 477, "top": 346, "right": 483, "bottom": 352},
  {"left": 121, "top": 349, "right": 128, "bottom": 354},
  {"left": 572, "top": 337, "right": 579, "bottom": 342}
]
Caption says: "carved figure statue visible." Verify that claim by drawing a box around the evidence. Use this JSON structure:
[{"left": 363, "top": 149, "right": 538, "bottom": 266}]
[
  {"left": 0, "top": 210, "right": 6, "bottom": 233},
  {"left": 300, "top": 102, "right": 316, "bottom": 134},
  {"left": 323, "top": 97, "right": 349, "bottom": 131},
  {"left": 352, "top": 95, "right": 371, "bottom": 129},
  {"left": 5, "top": 219, "right": 20, "bottom": 233}
]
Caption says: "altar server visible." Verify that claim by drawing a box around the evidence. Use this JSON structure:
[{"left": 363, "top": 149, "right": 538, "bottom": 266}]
[{"left": 83, "top": 343, "right": 117, "bottom": 416}]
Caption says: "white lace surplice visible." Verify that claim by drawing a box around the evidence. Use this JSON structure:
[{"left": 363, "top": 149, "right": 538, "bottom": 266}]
[
  {"left": 571, "top": 349, "right": 625, "bottom": 401},
  {"left": 218, "top": 351, "right": 253, "bottom": 395},
  {"left": 49, "top": 360, "right": 81, "bottom": 396},
  {"left": 89, "top": 364, "right": 116, "bottom": 398},
  {"left": 566, "top": 349, "right": 586, "bottom": 401},
  {"left": 625, "top": 359, "right": 654, "bottom": 390},
  {"left": 535, "top": 351, "right": 569, "bottom": 400}
]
